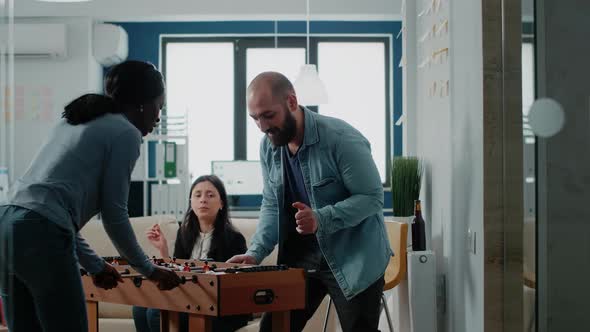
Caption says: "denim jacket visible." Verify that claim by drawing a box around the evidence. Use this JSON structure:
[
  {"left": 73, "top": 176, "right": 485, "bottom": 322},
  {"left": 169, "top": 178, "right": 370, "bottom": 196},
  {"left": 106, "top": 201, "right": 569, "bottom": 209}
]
[{"left": 246, "top": 107, "right": 392, "bottom": 299}]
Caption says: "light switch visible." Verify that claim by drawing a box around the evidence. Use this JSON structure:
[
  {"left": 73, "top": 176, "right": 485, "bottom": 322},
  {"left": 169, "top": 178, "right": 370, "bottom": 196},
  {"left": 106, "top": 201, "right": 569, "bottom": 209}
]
[{"left": 467, "top": 228, "right": 477, "bottom": 255}]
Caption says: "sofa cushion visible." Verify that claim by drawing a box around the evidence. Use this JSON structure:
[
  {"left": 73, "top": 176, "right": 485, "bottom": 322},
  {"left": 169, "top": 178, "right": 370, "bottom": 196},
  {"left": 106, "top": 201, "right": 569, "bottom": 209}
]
[
  {"left": 98, "top": 317, "right": 137, "bottom": 332},
  {"left": 80, "top": 215, "right": 179, "bottom": 259},
  {"left": 231, "top": 218, "right": 277, "bottom": 265},
  {"left": 98, "top": 303, "right": 133, "bottom": 319}
]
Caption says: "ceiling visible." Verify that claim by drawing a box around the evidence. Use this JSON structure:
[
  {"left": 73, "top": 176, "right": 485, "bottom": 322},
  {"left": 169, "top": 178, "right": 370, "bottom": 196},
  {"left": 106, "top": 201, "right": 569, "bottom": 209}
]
[
  {"left": 15, "top": 0, "right": 402, "bottom": 21},
  {"left": 14, "top": 0, "right": 534, "bottom": 22}
]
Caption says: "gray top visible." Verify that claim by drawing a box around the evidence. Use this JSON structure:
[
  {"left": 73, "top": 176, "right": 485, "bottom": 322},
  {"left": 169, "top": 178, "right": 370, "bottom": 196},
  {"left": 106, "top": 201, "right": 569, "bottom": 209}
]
[{"left": 8, "top": 113, "right": 154, "bottom": 276}]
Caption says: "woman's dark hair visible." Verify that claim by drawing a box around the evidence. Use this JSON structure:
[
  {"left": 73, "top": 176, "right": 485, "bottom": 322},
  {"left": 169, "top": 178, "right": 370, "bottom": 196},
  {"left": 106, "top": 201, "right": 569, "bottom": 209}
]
[
  {"left": 179, "top": 175, "right": 238, "bottom": 259},
  {"left": 62, "top": 60, "right": 164, "bottom": 125}
]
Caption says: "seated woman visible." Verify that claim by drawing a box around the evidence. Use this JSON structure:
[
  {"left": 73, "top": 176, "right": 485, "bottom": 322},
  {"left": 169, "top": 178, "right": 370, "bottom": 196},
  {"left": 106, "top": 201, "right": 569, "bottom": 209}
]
[{"left": 133, "top": 175, "right": 250, "bottom": 332}]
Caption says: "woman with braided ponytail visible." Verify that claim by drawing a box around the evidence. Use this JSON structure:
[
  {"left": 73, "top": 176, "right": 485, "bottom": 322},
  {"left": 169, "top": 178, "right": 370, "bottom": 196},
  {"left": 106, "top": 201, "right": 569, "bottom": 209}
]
[{"left": 0, "top": 60, "right": 181, "bottom": 332}]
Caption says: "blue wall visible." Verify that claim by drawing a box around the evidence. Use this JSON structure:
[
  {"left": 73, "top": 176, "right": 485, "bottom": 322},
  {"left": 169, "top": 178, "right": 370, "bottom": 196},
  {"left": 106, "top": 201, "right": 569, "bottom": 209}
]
[{"left": 115, "top": 20, "right": 402, "bottom": 212}]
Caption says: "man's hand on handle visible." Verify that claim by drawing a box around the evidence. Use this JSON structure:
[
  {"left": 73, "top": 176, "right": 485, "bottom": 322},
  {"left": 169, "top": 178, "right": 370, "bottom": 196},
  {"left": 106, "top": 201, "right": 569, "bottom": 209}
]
[{"left": 226, "top": 254, "right": 257, "bottom": 265}]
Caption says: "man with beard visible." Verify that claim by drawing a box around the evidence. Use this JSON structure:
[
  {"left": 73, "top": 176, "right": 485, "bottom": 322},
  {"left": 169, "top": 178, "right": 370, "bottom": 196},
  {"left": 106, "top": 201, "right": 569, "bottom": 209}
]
[{"left": 228, "top": 72, "right": 391, "bottom": 332}]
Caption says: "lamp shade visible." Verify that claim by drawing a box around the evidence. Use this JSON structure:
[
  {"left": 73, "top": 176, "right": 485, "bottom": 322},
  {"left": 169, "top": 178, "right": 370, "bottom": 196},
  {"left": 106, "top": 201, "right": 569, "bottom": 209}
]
[{"left": 294, "top": 64, "right": 329, "bottom": 106}]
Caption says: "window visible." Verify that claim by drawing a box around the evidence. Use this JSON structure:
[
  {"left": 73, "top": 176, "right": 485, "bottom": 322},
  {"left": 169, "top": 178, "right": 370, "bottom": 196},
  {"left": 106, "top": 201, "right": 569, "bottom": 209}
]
[
  {"left": 163, "top": 36, "right": 391, "bottom": 184},
  {"left": 318, "top": 42, "right": 388, "bottom": 181},
  {"left": 165, "top": 42, "right": 234, "bottom": 179},
  {"left": 246, "top": 48, "right": 306, "bottom": 160}
]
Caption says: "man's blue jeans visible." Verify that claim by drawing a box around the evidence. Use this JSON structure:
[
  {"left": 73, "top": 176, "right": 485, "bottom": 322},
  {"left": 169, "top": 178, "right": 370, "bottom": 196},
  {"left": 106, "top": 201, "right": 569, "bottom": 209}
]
[{"left": 0, "top": 205, "right": 88, "bottom": 332}]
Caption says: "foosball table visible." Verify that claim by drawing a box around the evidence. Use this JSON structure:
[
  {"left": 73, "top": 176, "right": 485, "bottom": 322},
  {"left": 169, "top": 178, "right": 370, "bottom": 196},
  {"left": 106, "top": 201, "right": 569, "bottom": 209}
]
[{"left": 82, "top": 257, "right": 306, "bottom": 332}]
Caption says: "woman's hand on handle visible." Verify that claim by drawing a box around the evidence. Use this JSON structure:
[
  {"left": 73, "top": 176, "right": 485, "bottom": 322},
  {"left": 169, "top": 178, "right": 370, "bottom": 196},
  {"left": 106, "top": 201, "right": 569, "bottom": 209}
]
[
  {"left": 92, "top": 263, "right": 124, "bottom": 290},
  {"left": 147, "top": 265, "right": 181, "bottom": 290}
]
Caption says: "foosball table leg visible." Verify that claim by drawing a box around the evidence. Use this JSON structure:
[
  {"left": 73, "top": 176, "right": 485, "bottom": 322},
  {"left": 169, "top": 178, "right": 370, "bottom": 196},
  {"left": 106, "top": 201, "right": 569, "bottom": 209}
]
[
  {"left": 161, "top": 310, "right": 181, "bottom": 332},
  {"left": 272, "top": 311, "right": 290, "bottom": 332},
  {"left": 86, "top": 301, "right": 98, "bottom": 332},
  {"left": 188, "top": 314, "right": 212, "bottom": 332}
]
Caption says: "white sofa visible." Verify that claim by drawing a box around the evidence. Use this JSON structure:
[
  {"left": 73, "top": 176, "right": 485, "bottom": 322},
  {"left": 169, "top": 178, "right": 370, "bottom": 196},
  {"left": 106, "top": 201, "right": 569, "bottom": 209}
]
[{"left": 81, "top": 215, "right": 340, "bottom": 332}]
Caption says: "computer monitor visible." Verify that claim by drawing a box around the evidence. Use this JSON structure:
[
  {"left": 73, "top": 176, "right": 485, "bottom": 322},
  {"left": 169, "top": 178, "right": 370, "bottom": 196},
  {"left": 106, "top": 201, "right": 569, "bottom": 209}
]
[{"left": 211, "top": 160, "right": 264, "bottom": 196}]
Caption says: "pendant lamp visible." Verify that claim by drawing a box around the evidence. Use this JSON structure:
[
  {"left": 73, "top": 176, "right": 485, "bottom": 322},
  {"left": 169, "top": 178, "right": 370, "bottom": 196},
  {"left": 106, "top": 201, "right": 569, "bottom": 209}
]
[{"left": 293, "top": 0, "right": 328, "bottom": 106}]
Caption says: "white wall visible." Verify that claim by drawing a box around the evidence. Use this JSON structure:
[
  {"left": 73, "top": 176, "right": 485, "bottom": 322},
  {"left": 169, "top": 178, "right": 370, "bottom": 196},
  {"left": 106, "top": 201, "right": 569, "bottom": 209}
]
[
  {"left": 448, "top": 0, "right": 483, "bottom": 331},
  {"left": 11, "top": 17, "right": 102, "bottom": 180},
  {"left": 404, "top": 0, "right": 484, "bottom": 331}
]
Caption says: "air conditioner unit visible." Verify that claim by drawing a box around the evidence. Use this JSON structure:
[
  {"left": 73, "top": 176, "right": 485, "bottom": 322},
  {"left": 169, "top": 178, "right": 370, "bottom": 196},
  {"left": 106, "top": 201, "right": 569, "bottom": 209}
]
[
  {"left": 93, "top": 23, "right": 128, "bottom": 67},
  {"left": 0, "top": 23, "right": 67, "bottom": 59}
]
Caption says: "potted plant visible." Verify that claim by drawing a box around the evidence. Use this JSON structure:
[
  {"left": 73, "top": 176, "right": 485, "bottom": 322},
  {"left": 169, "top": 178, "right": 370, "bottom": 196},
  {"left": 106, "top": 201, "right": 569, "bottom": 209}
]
[{"left": 391, "top": 156, "right": 423, "bottom": 221}]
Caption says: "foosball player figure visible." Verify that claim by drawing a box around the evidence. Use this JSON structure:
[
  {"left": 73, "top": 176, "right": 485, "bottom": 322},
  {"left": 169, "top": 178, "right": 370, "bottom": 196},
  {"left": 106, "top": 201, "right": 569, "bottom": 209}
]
[
  {"left": 183, "top": 262, "right": 190, "bottom": 272},
  {"left": 112, "top": 258, "right": 119, "bottom": 266},
  {"left": 202, "top": 261, "right": 210, "bottom": 272}
]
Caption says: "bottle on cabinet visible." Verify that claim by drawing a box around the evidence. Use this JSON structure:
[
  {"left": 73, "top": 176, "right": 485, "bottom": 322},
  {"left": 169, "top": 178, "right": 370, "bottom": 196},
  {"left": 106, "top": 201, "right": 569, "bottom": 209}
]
[{"left": 411, "top": 200, "right": 426, "bottom": 251}]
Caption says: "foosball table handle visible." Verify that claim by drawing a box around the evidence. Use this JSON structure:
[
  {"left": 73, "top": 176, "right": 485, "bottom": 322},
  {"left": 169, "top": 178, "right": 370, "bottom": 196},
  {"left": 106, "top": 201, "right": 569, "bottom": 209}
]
[
  {"left": 253, "top": 289, "right": 275, "bottom": 305},
  {"left": 133, "top": 277, "right": 143, "bottom": 287}
]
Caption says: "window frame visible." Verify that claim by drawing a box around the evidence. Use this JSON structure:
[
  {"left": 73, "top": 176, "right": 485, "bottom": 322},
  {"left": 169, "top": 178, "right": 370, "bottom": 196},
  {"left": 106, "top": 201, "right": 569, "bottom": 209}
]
[{"left": 161, "top": 35, "right": 392, "bottom": 185}]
